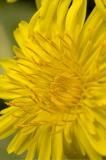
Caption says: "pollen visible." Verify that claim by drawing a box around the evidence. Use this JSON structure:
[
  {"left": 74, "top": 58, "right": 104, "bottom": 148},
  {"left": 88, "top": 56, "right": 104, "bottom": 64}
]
[
  {"left": 0, "top": 0, "right": 106, "bottom": 160},
  {"left": 50, "top": 72, "right": 82, "bottom": 109}
]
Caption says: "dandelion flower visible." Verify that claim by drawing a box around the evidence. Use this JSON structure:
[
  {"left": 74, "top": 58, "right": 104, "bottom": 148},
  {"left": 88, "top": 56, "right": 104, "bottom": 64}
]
[{"left": 0, "top": 0, "right": 106, "bottom": 160}]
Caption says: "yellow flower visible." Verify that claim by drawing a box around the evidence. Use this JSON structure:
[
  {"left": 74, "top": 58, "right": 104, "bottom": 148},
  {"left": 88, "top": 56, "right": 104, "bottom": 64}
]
[{"left": 0, "top": 0, "right": 106, "bottom": 160}]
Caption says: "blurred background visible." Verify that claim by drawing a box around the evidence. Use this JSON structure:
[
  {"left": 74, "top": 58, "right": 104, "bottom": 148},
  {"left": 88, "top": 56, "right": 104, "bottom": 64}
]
[
  {"left": 0, "top": 0, "right": 95, "bottom": 160},
  {"left": 0, "top": 0, "right": 36, "bottom": 58}
]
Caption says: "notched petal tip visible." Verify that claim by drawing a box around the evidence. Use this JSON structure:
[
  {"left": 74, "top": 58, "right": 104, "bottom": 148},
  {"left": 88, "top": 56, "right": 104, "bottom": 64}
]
[{"left": 95, "top": 0, "right": 106, "bottom": 18}]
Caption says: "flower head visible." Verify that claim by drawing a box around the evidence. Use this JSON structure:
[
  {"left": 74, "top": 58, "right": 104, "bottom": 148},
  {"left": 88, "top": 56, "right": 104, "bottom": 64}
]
[{"left": 0, "top": 0, "right": 106, "bottom": 160}]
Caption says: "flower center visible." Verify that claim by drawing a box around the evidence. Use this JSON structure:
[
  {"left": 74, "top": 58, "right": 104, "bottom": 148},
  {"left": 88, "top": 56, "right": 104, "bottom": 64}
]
[{"left": 50, "top": 73, "right": 82, "bottom": 112}]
